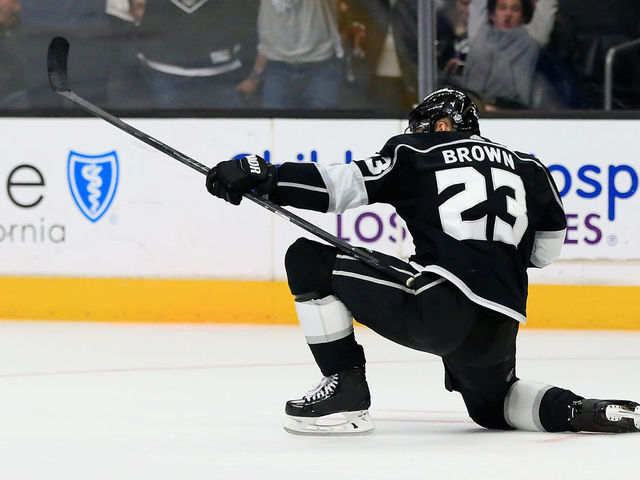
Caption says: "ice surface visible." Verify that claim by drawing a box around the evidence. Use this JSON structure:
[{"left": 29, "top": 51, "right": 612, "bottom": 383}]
[{"left": 0, "top": 321, "right": 639, "bottom": 479}]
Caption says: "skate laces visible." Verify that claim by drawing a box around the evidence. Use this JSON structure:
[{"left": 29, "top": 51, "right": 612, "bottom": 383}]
[{"left": 304, "top": 374, "right": 339, "bottom": 402}]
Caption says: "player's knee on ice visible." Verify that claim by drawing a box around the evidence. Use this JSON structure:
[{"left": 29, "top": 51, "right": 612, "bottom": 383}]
[{"left": 464, "top": 398, "right": 513, "bottom": 430}]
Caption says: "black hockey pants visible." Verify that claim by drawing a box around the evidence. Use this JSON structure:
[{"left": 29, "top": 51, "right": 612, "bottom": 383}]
[{"left": 285, "top": 237, "right": 520, "bottom": 430}]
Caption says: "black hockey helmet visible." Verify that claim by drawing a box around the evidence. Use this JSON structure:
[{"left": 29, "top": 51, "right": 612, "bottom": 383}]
[{"left": 407, "top": 88, "right": 480, "bottom": 135}]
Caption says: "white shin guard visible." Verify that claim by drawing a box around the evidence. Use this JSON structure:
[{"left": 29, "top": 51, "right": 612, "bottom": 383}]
[
  {"left": 504, "top": 380, "right": 553, "bottom": 432},
  {"left": 295, "top": 295, "right": 353, "bottom": 345}
]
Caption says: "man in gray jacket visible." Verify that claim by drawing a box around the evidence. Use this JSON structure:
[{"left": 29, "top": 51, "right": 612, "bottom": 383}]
[{"left": 462, "top": 0, "right": 557, "bottom": 109}]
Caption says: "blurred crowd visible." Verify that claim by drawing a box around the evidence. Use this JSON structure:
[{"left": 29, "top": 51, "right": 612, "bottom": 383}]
[{"left": 1, "top": 0, "right": 639, "bottom": 113}]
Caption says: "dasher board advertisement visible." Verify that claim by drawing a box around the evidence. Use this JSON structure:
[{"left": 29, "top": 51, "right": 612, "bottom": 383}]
[{"left": 0, "top": 118, "right": 638, "bottom": 280}]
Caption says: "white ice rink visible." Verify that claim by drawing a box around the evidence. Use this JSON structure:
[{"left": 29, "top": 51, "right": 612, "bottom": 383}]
[{"left": 1, "top": 321, "right": 639, "bottom": 480}]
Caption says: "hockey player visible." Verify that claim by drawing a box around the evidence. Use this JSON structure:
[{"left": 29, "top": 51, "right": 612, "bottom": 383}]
[{"left": 205, "top": 88, "right": 640, "bottom": 435}]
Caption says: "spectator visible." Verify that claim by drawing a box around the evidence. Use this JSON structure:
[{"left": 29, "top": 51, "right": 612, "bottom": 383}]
[
  {"left": 105, "top": 0, "right": 147, "bottom": 109},
  {"left": 17, "top": 0, "right": 112, "bottom": 108},
  {"left": 107, "top": 0, "right": 145, "bottom": 25},
  {"left": 462, "top": 0, "right": 558, "bottom": 109},
  {"left": 0, "top": 0, "right": 19, "bottom": 31},
  {"left": 437, "top": 0, "right": 471, "bottom": 89},
  {"left": 135, "top": 0, "right": 258, "bottom": 110},
  {"left": 344, "top": 0, "right": 419, "bottom": 112},
  {"left": 0, "top": 0, "right": 26, "bottom": 109},
  {"left": 337, "top": 0, "right": 365, "bottom": 86},
  {"left": 236, "top": 0, "right": 345, "bottom": 110}
]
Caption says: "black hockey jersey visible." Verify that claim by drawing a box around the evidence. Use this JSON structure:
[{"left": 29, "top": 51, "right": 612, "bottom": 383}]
[
  {"left": 271, "top": 131, "right": 567, "bottom": 323},
  {"left": 136, "top": 0, "right": 257, "bottom": 74}
]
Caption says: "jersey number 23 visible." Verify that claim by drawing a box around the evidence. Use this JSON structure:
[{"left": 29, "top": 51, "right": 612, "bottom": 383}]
[{"left": 436, "top": 166, "right": 528, "bottom": 247}]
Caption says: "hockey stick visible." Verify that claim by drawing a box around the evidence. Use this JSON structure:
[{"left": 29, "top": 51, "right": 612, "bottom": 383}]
[{"left": 47, "top": 37, "right": 414, "bottom": 288}]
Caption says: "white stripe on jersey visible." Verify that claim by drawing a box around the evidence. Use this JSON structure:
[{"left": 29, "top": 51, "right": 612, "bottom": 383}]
[
  {"left": 332, "top": 269, "right": 446, "bottom": 295},
  {"left": 315, "top": 162, "right": 369, "bottom": 213},
  {"left": 530, "top": 229, "right": 566, "bottom": 267},
  {"left": 336, "top": 254, "right": 416, "bottom": 277},
  {"left": 409, "top": 261, "right": 527, "bottom": 324},
  {"left": 276, "top": 182, "right": 328, "bottom": 194},
  {"left": 515, "top": 155, "right": 563, "bottom": 208},
  {"left": 335, "top": 255, "right": 525, "bottom": 322},
  {"left": 333, "top": 270, "right": 415, "bottom": 294}
]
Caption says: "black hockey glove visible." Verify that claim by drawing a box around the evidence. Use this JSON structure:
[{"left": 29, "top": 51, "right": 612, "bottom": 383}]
[{"left": 206, "top": 155, "right": 277, "bottom": 205}]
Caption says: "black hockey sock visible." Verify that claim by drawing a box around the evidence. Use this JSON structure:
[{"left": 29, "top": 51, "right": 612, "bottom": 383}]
[
  {"left": 308, "top": 333, "right": 366, "bottom": 377},
  {"left": 538, "top": 387, "right": 584, "bottom": 432}
]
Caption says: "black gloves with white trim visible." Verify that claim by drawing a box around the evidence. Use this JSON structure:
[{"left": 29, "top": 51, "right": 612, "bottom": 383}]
[{"left": 206, "top": 155, "right": 277, "bottom": 205}]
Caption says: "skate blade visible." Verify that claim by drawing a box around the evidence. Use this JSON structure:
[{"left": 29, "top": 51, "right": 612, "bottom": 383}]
[
  {"left": 605, "top": 405, "right": 640, "bottom": 430},
  {"left": 284, "top": 410, "right": 375, "bottom": 436}
]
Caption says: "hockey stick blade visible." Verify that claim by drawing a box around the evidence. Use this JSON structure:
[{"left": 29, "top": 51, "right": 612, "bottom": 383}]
[
  {"left": 45, "top": 38, "right": 413, "bottom": 288},
  {"left": 47, "top": 37, "right": 71, "bottom": 93}
]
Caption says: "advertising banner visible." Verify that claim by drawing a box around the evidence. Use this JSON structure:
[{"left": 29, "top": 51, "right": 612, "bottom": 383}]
[
  {"left": 1, "top": 118, "right": 638, "bottom": 283},
  {"left": 481, "top": 120, "right": 639, "bottom": 260}
]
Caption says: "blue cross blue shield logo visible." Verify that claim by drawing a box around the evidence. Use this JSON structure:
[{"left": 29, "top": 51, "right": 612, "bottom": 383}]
[{"left": 68, "top": 151, "right": 119, "bottom": 223}]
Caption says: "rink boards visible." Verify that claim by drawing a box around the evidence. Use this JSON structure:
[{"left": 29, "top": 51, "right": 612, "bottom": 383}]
[
  {"left": 0, "top": 277, "right": 639, "bottom": 329},
  {"left": 0, "top": 118, "right": 639, "bottom": 328}
]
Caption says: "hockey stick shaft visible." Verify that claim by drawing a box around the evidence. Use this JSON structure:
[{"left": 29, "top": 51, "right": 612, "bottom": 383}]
[{"left": 47, "top": 37, "right": 413, "bottom": 287}]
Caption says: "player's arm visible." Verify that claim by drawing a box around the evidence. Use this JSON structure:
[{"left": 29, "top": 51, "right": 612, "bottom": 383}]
[
  {"left": 529, "top": 166, "right": 567, "bottom": 268},
  {"left": 205, "top": 154, "right": 366, "bottom": 212},
  {"left": 206, "top": 149, "right": 403, "bottom": 212},
  {"left": 467, "top": 0, "right": 488, "bottom": 40},
  {"left": 271, "top": 160, "right": 374, "bottom": 213},
  {"left": 525, "top": 0, "right": 558, "bottom": 46}
]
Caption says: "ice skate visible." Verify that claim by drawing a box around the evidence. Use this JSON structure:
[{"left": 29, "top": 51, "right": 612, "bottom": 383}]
[
  {"left": 569, "top": 399, "right": 640, "bottom": 433},
  {"left": 284, "top": 366, "right": 374, "bottom": 435}
]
